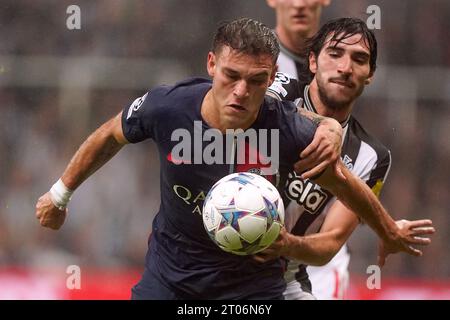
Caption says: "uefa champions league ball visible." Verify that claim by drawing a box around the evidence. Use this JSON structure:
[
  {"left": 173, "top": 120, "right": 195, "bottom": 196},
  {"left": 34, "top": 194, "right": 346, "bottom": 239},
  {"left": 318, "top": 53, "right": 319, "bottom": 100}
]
[{"left": 202, "top": 172, "right": 285, "bottom": 255}]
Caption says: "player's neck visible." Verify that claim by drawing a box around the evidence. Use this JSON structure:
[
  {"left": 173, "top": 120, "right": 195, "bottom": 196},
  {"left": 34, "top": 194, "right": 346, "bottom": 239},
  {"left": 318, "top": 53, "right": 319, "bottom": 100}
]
[
  {"left": 308, "top": 81, "right": 353, "bottom": 123},
  {"left": 276, "top": 26, "right": 312, "bottom": 56}
]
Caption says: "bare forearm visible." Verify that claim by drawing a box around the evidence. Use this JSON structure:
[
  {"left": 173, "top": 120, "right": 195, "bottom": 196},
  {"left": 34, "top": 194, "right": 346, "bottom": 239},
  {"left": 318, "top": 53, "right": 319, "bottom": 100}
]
[
  {"left": 297, "top": 108, "right": 327, "bottom": 126},
  {"left": 284, "top": 231, "right": 342, "bottom": 266},
  {"left": 297, "top": 108, "right": 342, "bottom": 131},
  {"left": 61, "top": 117, "right": 125, "bottom": 190},
  {"left": 318, "top": 165, "right": 398, "bottom": 242}
]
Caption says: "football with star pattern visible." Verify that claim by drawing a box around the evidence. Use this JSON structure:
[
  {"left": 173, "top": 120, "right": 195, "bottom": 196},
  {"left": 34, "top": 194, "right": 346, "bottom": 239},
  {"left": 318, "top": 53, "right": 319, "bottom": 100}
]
[{"left": 202, "top": 172, "right": 284, "bottom": 255}]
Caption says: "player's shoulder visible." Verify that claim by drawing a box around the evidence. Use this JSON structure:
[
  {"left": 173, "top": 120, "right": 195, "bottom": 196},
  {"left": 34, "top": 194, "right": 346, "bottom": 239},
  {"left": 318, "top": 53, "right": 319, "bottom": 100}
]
[
  {"left": 122, "top": 77, "right": 210, "bottom": 141},
  {"left": 169, "top": 77, "right": 211, "bottom": 92},
  {"left": 132, "top": 77, "right": 210, "bottom": 117},
  {"left": 264, "top": 95, "right": 316, "bottom": 153},
  {"left": 264, "top": 94, "right": 297, "bottom": 115},
  {"left": 264, "top": 93, "right": 311, "bottom": 129},
  {"left": 150, "top": 77, "right": 211, "bottom": 100},
  {"left": 348, "top": 116, "right": 391, "bottom": 163},
  {"left": 267, "top": 72, "right": 301, "bottom": 102}
]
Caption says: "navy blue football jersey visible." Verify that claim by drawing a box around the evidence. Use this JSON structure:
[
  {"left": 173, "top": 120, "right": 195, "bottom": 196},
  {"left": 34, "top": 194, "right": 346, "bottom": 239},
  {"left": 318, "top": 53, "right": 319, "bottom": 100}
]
[{"left": 122, "top": 77, "right": 317, "bottom": 299}]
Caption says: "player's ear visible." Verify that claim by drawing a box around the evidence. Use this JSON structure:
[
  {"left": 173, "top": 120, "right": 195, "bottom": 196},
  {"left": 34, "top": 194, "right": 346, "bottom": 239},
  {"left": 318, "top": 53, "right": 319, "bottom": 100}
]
[
  {"left": 266, "top": 0, "right": 277, "bottom": 9},
  {"left": 365, "top": 70, "right": 375, "bottom": 85},
  {"left": 269, "top": 64, "right": 279, "bottom": 87},
  {"left": 207, "top": 52, "right": 216, "bottom": 77},
  {"left": 309, "top": 52, "right": 318, "bottom": 74},
  {"left": 321, "top": 0, "right": 331, "bottom": 7}
]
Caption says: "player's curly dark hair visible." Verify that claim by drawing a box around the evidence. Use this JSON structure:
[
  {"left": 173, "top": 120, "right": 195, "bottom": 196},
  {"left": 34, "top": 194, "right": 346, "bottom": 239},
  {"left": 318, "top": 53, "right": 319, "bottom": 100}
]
[
  {"left": 212, "top": 18, "right": 280, "bottom": 64},
  {"left": 301, "top": 17, "right": 378, "bottom": 82}
]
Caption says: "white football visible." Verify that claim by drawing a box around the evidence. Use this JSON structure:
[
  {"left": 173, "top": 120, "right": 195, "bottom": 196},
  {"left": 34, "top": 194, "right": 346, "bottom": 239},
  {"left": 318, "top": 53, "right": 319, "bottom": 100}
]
[{"left": 202, "top": 172, "right": 284, "bottom": 255}]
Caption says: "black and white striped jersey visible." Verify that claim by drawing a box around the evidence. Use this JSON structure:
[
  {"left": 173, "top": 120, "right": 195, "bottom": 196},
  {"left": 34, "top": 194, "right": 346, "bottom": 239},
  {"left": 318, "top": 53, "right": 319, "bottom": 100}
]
[
  {"left": 277, "top": 42, "right": 311, "bottom": 96},
  {"left": 284, "top": 84, "right": 392, "bottom": 237},
  {"left": 268, "top": 73, "right": 392, "bottom": 286}
]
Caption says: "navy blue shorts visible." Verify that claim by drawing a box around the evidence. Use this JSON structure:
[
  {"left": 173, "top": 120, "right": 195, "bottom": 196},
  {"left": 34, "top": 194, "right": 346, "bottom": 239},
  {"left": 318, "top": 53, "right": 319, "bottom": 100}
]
[{"left": 131, "top": 268, "right": 179, "bottom": 300}]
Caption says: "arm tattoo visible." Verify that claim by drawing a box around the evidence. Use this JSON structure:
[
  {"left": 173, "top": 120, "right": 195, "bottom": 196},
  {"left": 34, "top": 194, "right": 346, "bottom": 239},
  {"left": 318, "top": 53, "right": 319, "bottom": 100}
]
[{"left": 297, "top": 107, "right": 325, "bottom": 126}]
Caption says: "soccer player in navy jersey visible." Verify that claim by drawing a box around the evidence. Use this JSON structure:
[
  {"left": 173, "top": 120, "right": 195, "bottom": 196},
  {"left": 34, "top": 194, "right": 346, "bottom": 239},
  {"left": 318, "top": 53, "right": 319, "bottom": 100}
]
[{"left": 36, "top": 18, "right": 427, "bottom": 300}]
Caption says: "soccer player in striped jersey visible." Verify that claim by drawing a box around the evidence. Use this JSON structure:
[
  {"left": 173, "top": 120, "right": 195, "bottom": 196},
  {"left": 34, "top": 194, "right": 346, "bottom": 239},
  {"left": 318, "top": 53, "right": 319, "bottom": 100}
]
[
  {"left": 263, "top": 18, "right": 435, "bottom": 299},
  {"left": 267, "top": 0, "right": 332, "bottom": 92}
]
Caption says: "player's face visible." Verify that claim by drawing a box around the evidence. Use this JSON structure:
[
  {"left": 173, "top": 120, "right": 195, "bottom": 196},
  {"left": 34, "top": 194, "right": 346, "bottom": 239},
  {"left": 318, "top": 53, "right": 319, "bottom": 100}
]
[
  {"left": 310, "top": 33, "right": 373, "bottom": 109},
  {"left": 207, "top": 46, "right": 277, "bottom": 129},
  {"left": 267, "top": 0, "right": 330, "bottom": 38}
]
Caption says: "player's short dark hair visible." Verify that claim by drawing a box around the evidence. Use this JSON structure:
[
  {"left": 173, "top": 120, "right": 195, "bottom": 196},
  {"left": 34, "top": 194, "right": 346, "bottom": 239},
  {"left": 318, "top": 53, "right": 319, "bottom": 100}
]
[
  {"left": 212, "top": 18, "right": 280, "bottom": 64},
  {"left": 303, "top": 18, "right": 378, "bottom": 80}
]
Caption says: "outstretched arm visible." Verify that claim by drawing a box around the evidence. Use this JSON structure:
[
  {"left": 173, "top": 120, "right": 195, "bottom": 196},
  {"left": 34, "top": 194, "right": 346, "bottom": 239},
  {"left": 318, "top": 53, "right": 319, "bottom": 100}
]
[
  {"left": 35, "top": 111, "right": 128, "bottom": 230},
  {"left": 255, "top": 202, "right": 434, "bottom": 265},
  {"left": 314, "top": 161, "right": 428, "bottom": 257},
  {"left": 59, "top": 112, "right": 127, "bottom": 190}
]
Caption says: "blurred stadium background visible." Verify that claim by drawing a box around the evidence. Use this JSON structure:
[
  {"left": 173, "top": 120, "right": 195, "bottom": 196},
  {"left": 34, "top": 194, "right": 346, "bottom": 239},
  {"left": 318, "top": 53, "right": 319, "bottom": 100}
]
[{"left": 0, "top": 0, "right": 449, "bottom": 299}]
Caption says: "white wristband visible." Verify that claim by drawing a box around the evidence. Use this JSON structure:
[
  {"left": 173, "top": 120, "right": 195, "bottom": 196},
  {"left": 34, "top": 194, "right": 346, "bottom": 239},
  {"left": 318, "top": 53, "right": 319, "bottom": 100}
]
[{"left": 49, "top": 179, "right": 73, "bottom": 210}]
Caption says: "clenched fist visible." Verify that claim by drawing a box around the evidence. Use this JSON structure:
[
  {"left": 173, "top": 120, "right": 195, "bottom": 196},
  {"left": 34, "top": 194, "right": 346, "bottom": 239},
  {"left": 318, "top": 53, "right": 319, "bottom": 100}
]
[{"left": 35, "top": 192, "right": 67, "bottom": 230}]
